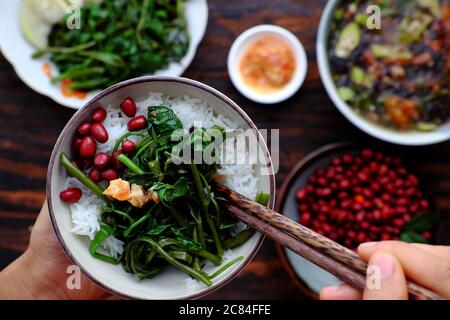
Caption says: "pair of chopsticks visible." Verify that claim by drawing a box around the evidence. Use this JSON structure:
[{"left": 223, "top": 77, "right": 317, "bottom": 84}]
[{"left": 214, "top": 183, "right": 444, "bottom": 300}]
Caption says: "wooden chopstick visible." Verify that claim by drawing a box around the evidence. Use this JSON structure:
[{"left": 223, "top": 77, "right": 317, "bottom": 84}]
[
  {"left": 214, "top": 183, "right": 444, "bottom": 300},
  {"left": 225, "top": 204, "right": 367, "bottom": 291}
]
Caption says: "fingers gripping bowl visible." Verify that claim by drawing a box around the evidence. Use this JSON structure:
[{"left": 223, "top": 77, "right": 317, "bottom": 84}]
[{"left": 47, "top": 76, "right": 275, "bottom": 300}]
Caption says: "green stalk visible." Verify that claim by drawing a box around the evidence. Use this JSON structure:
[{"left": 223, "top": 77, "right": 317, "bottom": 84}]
[
  {"left": 103, "top": 207, "right": 134, "bottom": 223},
  {"left": 195, "top": 250, "right": 222, "bottom": 266},
  {"left": 32, "top": 41, "right": 96, "bottom": 59},
  {"left": 190, "top": 161, "right": 223, "bottom": 257},
  {"left": 141, "top": 237, "right": 212, "bottom": 286},
  {"left": 151, "top": 127, "right": 158, "bottom": 143},
  {"left": 136, "top": 136, "right": 153, "bottom": 149},
  {"left": 89, "top": 225, "right": 118, "bottom": 264},
  {"left": 124, "top": 204, "right": 157, "bottom": 237},
  {"left": 192, "top": 228, "right": 202, "bottom": 272},
  {"left": 123, "top": 214, "right": 148, "bottom": 237},
  {"left": 209, "top": 256, "right": 244, "bottom": 280},
  {"left": 69, "top": 78, "right": 109, "bottom": 90},
  {"left": 211, "top": 196, "right": 221, "bottom": 226},
  {"left": 196, "top": 215, "right": 206, "bottom": 248},
  {"left": 50, "top": 61, "right": 90, "bottom": 82},
  {"left": 77, "top": 50, "right": 126, "bottom": 67},
  {"left": 51, "top": 67, "right": 105, "bottom": 84},
  {"left": 194, "top": 211, "right": 206, "bottom": 248},
  {"left": 117, "top": 154, "right": 144, "bottom": 174},
  {"left": 158, "top": 238, "right": 179, "bottom": 247},
  {"left": 132, "top": 138, "right": 154, "bottom": 161},
  {"left": 169, "top": 207, "right": 187, "bottom": 226},
  {"left": 60, "top": 152, "right": 105, "bottom": 199},
  {"left": 168, "top": 251, "right": 193, "bottom": 264},
  {"left": 223, "top": 229, "right": 256, "bottom": 249},
  {"left": 145, "top": 249, "right": 157, "bottom": 266},
  {"left": 136, "top": 0, "right": 152, "bottom": 49},
  {"left": 128, "top": 242, "right": 142, "bottom": 276}
]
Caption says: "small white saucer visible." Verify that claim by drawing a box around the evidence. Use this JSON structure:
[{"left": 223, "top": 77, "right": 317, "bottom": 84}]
[{"left": 227, "top": 24, "right": 308, "bottom": 104}]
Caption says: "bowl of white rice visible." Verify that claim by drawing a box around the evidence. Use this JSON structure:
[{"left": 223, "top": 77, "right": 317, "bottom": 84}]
[{"left": 46, "top": 76, "right": 276, "bottom": 300}]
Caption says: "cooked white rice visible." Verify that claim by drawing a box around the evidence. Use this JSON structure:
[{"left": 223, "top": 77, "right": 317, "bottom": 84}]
[{"left": 65, "top": 93, "right": 259, "bottom": 263}]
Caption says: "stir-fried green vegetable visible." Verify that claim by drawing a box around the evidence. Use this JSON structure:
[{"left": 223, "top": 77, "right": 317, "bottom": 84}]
[
  {"left": 35, "top": 0, "right": 190, "bottom": 91},
  {"left": 329, "top": 0, "right": 449, "bottom": 131},
  {"left": 60, "top": 106, "right": 269, "bottom": 286},
  {"left": 400, "top": 212, "right": 438, "bottom": 244}
]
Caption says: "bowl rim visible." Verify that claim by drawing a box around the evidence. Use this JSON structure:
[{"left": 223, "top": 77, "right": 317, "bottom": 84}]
[
  {"left": 227, "top": 24, "right": 308, "bottom": 104},
  {"left": 316, "top": 0, "right": 450, "bottom": 146},
  {"left": 46, "top": 75, "right": 276, "bottom": 300}
]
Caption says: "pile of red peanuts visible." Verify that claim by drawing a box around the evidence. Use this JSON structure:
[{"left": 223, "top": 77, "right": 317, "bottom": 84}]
[
  {"left": 295, "top": 149, "right": 430, "bottom": 249},
  {"left": 60, "top": 97, "right": 145, "bottom": 203}
]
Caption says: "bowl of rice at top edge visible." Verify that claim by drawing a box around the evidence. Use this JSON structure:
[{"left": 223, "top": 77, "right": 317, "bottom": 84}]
[{"left": 46, "top": 76, "right": 276, "bottom": 300}]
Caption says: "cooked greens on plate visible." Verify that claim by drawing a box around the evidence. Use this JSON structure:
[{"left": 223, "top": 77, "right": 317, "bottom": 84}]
[
  {"left": 22, "top": 0, "right": 190, "bottom": 92},
  {"left": 328, "top": 0, "right": 449, "bottom": 131}
]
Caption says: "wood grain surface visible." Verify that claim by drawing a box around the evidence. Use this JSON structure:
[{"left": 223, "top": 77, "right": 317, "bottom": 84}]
[{"left": 0, "top": 0, "right": 449, "bottom": 300}]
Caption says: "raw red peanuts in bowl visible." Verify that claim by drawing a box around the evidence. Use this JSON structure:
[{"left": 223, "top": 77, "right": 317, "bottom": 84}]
[
  {"left": 120, "top": 97, "right": 137, "bottom": 117},
  {"left": 60, "top": 188, "right": 82, "bottom": 203},
  {"left": 295, "top": 148, "right": 431, "bottom": 249},
  {"left": 128, "top": 115, "right": 148, "bottom": 131},
  {"left": 91, "top": 108, "right": 108, "bottom": 122},
  {"left": 91, "top": 123, "right": 109, "bottom": 143},
  {"left": 77, "top": 121, "right": 91, "bottom": 137},
  {"left": 122, "top": 140, "right": 136, "bottom": 154}
]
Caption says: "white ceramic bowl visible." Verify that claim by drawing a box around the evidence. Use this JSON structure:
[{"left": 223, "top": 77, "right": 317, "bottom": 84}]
[
  {"left": 46, "top": 76, "right": 276, "bottom": 300},
  {"left": 317, "top": 0, "right": 450, "bottom": 145},
  {"left": 228, "top": 24, "right": 308, "bottom": 104},
  {"left": 0, "top": 0, "right": 208, "bottom": 109}
]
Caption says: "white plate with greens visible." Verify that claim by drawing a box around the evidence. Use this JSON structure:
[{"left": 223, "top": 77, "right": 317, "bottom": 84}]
[{"left": 0, "top": 0, "right": 208, "bottom": 109}]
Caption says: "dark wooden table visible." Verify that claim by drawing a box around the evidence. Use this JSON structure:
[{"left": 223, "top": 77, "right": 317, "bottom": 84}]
[{"left": 0, "top": 0, "right": 449, "bottom": 300}]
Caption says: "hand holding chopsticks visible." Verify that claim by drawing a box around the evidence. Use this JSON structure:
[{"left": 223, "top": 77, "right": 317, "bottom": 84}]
[{"left": 214, "top": 183, "right": 445, "bottom": 300}]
